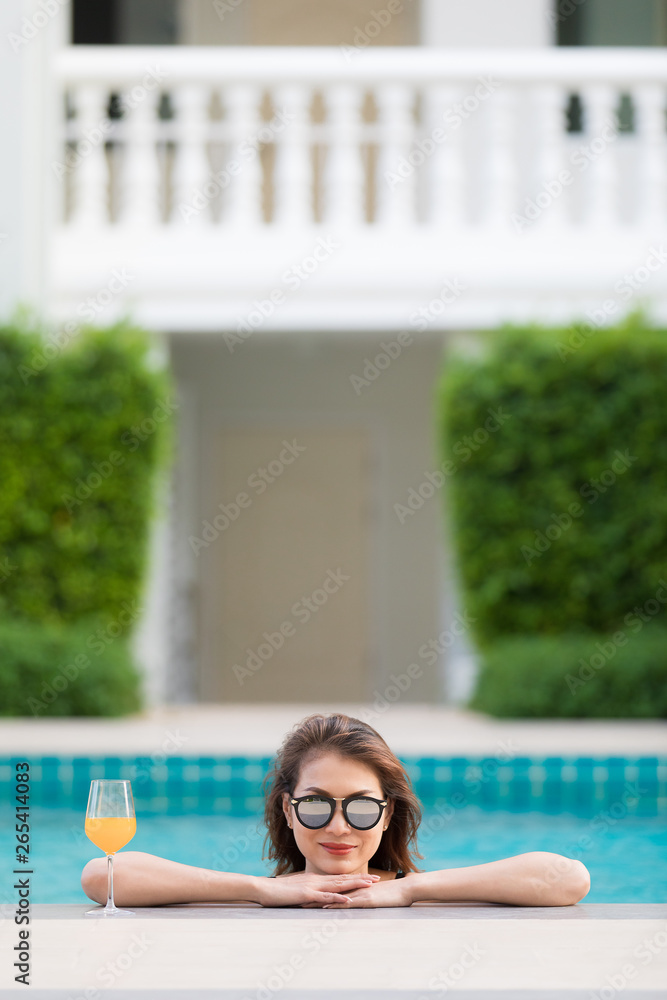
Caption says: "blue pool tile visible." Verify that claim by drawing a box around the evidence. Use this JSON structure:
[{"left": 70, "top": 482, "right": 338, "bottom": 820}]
[
  {"left": 72, "top": 757, "right": 92, "bottom": 798},
  {"left": 40, "top": 757, "right": 61, "bottom": 805},
  {"left": 637, "top": 757, "right": 659, "bottom": 785},
  {"left": 197, "top": 757, "right": 218, "bottom": 799},
  {"left": 446, "top": 757, "right": 470, "bottom": 797},
  {"left": 165, "top": 757, "right": 187, "bottom": 805},
  {"left": 229, "top": 756, "right": 251, "bottom": 798},
  {"left": 415, "top": 755, "right": 438, "bottom": 798},
  {"left": 101, "top": 756, "right": 123, "bottom": 779},
  {"left": 509, "top": 776, "right": 532, "bottom": 809},
  {"left": 131, "top": 756, "right": 157, "bottom": 796},
  {"left": 1, "top": 754, "right": 666, "bottom": 818},
  {"left": 479, "top": 776, "right": 499, "bottom": 808},
  {"left": 570, "top": 758, "right": 594, "bottom": 809}
]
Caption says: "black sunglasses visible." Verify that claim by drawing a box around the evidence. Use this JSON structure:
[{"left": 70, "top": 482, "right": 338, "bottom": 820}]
[{"left": 289, "top": 793, "right": 388, "bottom": 830}]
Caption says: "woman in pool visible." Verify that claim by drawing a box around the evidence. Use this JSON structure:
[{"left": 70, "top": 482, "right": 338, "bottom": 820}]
[{"left": 81, "top": 713, "right": 590, "bottom": 908}]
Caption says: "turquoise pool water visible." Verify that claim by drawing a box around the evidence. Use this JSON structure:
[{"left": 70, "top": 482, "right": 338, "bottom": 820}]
[{"left": 1, "top": 755, "right": 665, "bottom": 905}]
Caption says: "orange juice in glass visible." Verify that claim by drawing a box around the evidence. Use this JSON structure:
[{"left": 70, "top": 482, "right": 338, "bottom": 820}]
[
  {"left": 84, "top": 779, "right": 136, "bottom": 916},
  {"left": 85, "top": 816, "right": 137, "bottom": 855}
]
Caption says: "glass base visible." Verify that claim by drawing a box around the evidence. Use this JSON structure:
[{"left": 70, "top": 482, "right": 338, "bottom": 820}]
[{"left": 85, "top": 906, "right": 135, "bottom": 917}]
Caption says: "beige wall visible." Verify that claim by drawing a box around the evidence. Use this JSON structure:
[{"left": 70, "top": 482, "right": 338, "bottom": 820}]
[
  {"left": 179, "top": 0, "right": 420, "bottom": 46},
  {"left": 171, "top": 332, "right": 447, "bottom": 705}
]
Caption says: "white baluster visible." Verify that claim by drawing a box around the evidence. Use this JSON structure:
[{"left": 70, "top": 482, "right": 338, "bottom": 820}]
[
  {"left": 374, "top": 83, "right": 416, "bottom": 226},
  {"left": 171, "top": 84, "right": 213, "bottom": 226},
  {"left": 422, "top": 84, "right": 466, "bottom": 230},
  {"left": 580, "top": 83, "right": 618, "bottom": 229},
  {"left": 483, "top": 84, "right": 516, "bottom": 230},
  {"left": 272, "top": 84, "right": 312, "bottom": 226},
  {"left": 69, "top": 85, "right": 110, "bottom": 227},
  {"left": 633, "top": 84, "right": 667, "bottom": 231},
  {"left": 222, "top": 84, "right": 263, "bottom": 227},
  {"left": 531, "top": 84, "right": 569, "bottom": 231},
  {"left": 118, "top": 84, "right": 162, "bottom": 227},
  {"left": 321, "top": 83, "right": 365, "bottom": 227}
]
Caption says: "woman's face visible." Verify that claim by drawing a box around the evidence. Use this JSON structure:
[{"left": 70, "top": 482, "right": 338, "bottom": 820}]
[{"left": 282, "top": 752, "right": 394, "bottom": 875}]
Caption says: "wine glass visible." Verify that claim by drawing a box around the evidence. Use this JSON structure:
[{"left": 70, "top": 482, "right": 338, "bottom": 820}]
[{"left": 84, "top": 779, "right": 136, "bottom": 917}]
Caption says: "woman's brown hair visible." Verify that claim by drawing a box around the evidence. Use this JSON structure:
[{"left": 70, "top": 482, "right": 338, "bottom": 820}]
[{"left": 262, "top": 712, "right": 424, "bottom": 875}]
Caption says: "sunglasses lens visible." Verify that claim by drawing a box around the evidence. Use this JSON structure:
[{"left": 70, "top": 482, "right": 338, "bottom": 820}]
[
  {"left": 346, "top": 798, "right": 381, "bottom": 829},
  {"left": 297, "top": 797, "right": 332, "bottom": 828}
]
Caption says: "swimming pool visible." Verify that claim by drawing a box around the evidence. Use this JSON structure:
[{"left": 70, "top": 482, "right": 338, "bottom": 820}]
[{"left": 1, "top": 755, "right": 665, "bottom": 905}]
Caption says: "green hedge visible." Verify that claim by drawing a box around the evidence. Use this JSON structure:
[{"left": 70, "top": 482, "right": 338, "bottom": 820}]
[
  {"left": 0, "top": 318, "right": 174, "bottom": 627},
  {"left": 468, "top": 628, "right": 667, "bottom": 718},
  {"left": 436, "top": 309, "right": 667, "bottom": 717},
  {"left": 0, "top": 315, "right": 175, "bottom": 716},
  {"left": 0, "top": 617, "right": 142, "bottom": 717},
  {"left": 436, "top": 310, "right": 667, "bottom": 646}
]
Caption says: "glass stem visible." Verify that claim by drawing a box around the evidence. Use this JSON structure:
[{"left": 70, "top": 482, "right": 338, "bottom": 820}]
[{"left": 105, "top": 853, "right": 116, "bottom": 911}]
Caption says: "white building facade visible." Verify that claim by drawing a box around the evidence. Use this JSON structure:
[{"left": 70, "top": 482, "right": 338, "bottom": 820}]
[{"left": 3, "top": 0, "right": 667, "bottom": 707}]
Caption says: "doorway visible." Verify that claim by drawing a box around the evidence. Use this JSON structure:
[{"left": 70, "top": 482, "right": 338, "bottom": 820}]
[{"left": 199, "top": 425, "right": 371, "bottom": 702}]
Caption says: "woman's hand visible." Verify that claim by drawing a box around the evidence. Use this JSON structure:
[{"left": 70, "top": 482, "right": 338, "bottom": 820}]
[
  {"left": 256, "top": 871, "right": 382, "bottom": 908},
  {"left": 316, "top": 876, "right": 413, "bottom": 909}
]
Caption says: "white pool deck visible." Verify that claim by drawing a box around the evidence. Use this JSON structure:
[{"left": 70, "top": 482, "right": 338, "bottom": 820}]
[
  {"left": 3, "top": 705, "right": 666, "bottom": 999},
  {"left": 2, "top": 701, "right": 666, "bottom": 757},
  {"left": 1, "top": 902, "right": 666, "bottom": 999}
]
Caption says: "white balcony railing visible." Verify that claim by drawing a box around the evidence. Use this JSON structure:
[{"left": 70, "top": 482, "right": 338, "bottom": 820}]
[{"left": 51, "top": 47, "right": 667, "bottom": 330}]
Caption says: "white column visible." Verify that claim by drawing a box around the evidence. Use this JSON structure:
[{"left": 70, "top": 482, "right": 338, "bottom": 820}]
[
  {"left": 423, "top": 84, "right": 467, "bottom": 230},
  {"left": 0, "top": 0, "right": 68, "bottom": 322},
  {"left": 634, "top": 84, "right": 667, "bottom": 231},
  {"left": 272, "top": 83, "right": 313, "bottom": 226},
  {"left": 321, "top": 83, "right": 365, "bottom": 227},
  {"left": 132, "top": 476, "right": 171, "bottom": 707},
  {"left": 69, "top": 85, "right": 111, "bottom": 227},
  {"left": 170, "top": 83, "right": 213, "bottom": 226},
  {"left": 166, "top": 378, "right": 199, "bottom": 703},
  {"left": 119, "top": 84, "right": 162, "bottom": 226},
  {"left": 482, "top": 85, "right": 517, "bottom": 230},
  {"left": 374, "top": 83, "right": 416, "bottom": 226},
  {"left": 222, "top": 83, "right": 263, "bottom": 226},
  {"left": 531, "top": 84, "right": 570, "bottom": 231},
  {"left": 130, "top": 334, "right": 174, "bottom": 708},
  {"left": 580, "top": 83, "right": 619, "bottom": 229}
]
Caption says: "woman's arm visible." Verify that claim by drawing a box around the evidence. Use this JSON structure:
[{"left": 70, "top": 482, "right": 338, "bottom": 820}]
[
  {"left": 81, "top": 852, "right": 380, "bottom": 908},
  {"left": 81, "top": 851, "right": 264, "bottom": 906},
  {"left": 405, "top": 852, "right": 590, "bottom": 907}
]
